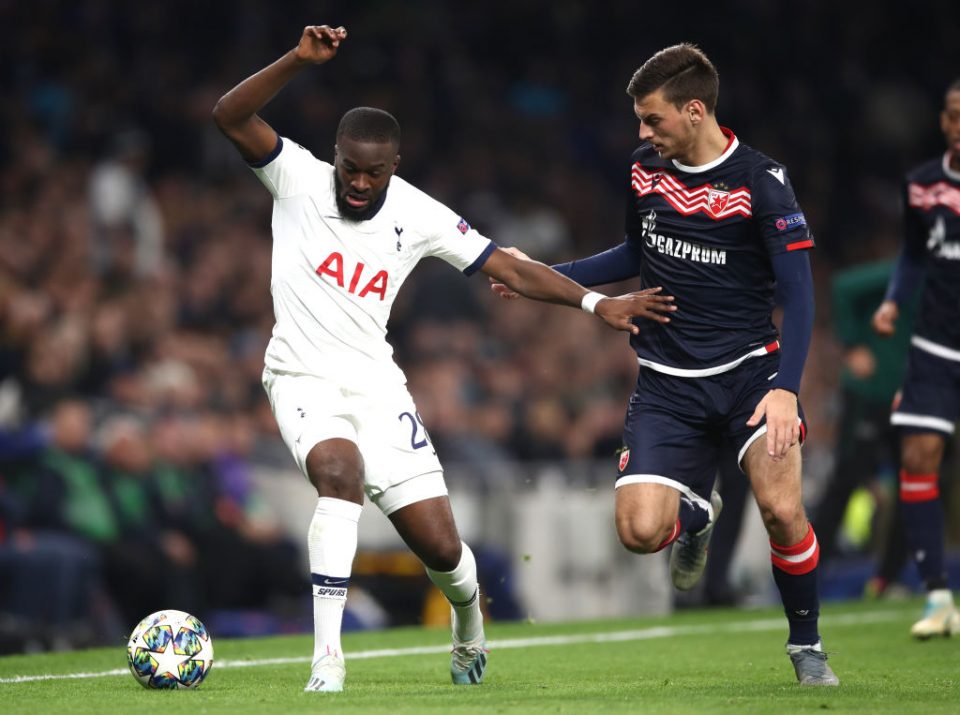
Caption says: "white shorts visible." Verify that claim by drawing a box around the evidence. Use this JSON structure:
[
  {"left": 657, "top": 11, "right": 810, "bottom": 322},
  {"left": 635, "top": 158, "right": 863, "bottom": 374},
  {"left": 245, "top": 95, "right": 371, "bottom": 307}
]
[{"left": 262, "top": 367, "right": 447, "bottom": 515}]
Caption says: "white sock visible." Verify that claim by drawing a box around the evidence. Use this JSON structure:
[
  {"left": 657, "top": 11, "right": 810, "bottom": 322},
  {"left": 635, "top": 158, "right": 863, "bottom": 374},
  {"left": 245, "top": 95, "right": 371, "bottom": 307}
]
[
  {"left": 426, "top": 541, "right": 484, "bottom": 643},
  {"left": 787, "top": 641, "right": 822, "bottom": 653},
  {"left": 927, "top": 588, "right": 954, "bottom": 607},
  {"left": 308, "top": 497, "right": 362, "bottom": 667}
]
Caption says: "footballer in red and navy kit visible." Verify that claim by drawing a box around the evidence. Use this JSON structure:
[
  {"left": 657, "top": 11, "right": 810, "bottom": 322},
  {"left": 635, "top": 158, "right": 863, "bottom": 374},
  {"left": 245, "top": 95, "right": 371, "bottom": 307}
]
[
  {"left": 872, "top": 79, "right": 960, "bottom": 639},
  {"left": 886, "top": 154, "right": 960, "bottom": 436},
  {"left": 539, "top": 43, "right": 837, "bottom": 686}
]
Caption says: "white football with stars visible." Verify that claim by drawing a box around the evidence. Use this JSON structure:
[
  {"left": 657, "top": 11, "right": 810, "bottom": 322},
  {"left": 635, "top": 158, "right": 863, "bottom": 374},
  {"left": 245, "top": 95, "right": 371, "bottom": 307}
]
[{"left": 126, "top": 609, "right": 214, "bottom": 689}]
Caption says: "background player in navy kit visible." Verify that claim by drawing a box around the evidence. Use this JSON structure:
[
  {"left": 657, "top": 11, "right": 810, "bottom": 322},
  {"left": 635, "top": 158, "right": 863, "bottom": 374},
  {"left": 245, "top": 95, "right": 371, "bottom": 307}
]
[
  {"left": 496, "top": 43, "right": 837, "bottom": 686},
  {"left": 212, "top": 25, "right": 676, "bottom": 693},
  {"left": 871, "top": 79, "right": 960, "bottom": 639}
]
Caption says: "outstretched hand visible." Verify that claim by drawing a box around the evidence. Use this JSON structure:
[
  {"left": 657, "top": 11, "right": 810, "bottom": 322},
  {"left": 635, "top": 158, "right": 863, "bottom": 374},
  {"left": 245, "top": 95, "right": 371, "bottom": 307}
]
[
  {"left": 294, "top": 25, "right": 347, "bottom": 64},
  {"left": 595, "top": 287, "right": 676, "bottom": 334}
]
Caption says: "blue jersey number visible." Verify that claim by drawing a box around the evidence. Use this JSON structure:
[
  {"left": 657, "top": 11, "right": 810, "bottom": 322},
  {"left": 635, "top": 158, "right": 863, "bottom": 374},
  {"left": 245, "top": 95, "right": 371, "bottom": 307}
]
[{"left": 399, "top": 411, "right": 431, "bottom": 450}]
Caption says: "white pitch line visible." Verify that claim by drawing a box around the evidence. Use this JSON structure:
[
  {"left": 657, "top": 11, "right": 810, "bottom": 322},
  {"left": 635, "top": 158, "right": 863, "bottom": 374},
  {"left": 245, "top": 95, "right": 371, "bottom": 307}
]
[{"left": 0, "top": 609, "right": 906, "bottom": 685}]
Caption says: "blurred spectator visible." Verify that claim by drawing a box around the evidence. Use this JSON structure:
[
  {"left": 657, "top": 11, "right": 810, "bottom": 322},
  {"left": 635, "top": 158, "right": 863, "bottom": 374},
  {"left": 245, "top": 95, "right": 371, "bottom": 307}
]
[
  {"left": 195, "top": 411, "right": 307, "bottom": 611},
  {"left": 88, "top": 129, "right": 164, "bottom": 279},
  {"left": 489, "top": 194, "right": 573, "bottom": 265},
  {"left": 95, "top": 415, "right": 203, "bottom": 626},
  {"left": 1, "top": 401, "right": 116, "bottom": 651}
]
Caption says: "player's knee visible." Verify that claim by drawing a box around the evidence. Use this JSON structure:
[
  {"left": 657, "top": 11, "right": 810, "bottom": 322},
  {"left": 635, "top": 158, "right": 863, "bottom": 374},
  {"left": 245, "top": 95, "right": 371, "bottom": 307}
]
[
  {"left": 901, "top": 439, "right": 944, "bottom": 474},
  {"left": 305, "top": 443, "right": 363, "bottom": 500},
  {"left": 615, "top": 514, "right": 669, "bottom": 554},
  {"left": 757, "top": 501, "right": 805, "bottom": 538},
  {"left": 421, "top": 539, "right": 462, "bottom": 573}
]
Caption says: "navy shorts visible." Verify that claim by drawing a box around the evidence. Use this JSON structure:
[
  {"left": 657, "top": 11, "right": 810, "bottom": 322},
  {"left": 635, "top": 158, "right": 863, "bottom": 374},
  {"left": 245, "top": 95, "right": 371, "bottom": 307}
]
[
  {"left": 891, "top": 344, "right": 960, "bottom": 437},
  {"left": 616, "top": 352, "right": 807, "bottom": 505}
]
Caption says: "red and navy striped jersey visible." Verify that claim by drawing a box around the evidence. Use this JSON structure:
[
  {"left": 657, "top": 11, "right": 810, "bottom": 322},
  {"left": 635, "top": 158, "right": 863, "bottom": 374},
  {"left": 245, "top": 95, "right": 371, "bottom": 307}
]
[
  {"left": 902, "top": 154, "right": 960, "bottom": 350},
  {"left": 624, "top": 130, "right": 814, "bottom": 371}
]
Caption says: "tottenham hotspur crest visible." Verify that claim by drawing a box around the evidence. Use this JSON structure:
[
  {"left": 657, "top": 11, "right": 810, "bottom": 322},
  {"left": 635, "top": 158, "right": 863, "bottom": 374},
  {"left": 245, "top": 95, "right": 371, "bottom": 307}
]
[{"left": 640, "top": 210, "right": 657, "bottom": 238}]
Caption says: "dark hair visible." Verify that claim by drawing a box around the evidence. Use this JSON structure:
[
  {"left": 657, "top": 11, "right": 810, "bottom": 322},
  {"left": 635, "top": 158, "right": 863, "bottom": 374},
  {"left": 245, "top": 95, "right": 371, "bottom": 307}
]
[
  {"left": 946, "top": 79, "right": 960, "bottom": 99},
  {"left": 626, "top": 43, "right": 719, "bottom": 113},
  {"left": 336, "top": 107, "right": 401, "bottom": 147}
]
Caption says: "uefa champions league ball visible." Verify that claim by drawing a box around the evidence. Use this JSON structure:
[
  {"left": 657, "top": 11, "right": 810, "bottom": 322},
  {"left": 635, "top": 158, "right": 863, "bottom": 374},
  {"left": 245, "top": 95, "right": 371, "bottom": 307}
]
[{"left": 126, "top": 609, "right": 214, "bottom": 689}]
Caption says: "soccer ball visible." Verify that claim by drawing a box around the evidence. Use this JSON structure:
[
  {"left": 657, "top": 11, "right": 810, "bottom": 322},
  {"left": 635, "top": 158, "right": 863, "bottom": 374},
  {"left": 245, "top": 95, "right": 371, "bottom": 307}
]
[{"left": 126, "top": 609, "right": 214, "bottom": 689}]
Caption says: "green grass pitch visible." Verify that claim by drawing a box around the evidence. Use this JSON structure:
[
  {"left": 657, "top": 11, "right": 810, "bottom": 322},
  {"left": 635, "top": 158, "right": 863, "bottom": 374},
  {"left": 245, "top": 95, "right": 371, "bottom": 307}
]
[{"left": 1, "top": 598, "right": 956, "bottom": 714}]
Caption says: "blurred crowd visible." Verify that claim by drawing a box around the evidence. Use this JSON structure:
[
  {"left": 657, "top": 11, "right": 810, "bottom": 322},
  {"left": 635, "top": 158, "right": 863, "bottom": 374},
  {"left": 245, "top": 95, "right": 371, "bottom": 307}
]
[{"left": 1, "top": 1, "right": 959, "bottom": 649}]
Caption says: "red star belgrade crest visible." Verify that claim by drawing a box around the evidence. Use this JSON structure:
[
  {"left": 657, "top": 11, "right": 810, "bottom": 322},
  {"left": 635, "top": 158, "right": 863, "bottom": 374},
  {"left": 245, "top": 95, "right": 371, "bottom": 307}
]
[
  {"left": 618, "top": 449, "right": 630, "bottom": 472},
  {"left": 708, "top": 188, "right": 729, "bottom": 215}
]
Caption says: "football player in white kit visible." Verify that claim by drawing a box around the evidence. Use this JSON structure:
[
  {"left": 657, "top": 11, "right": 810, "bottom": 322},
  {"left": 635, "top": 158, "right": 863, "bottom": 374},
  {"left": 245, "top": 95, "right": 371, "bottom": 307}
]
[{"left": 213, "top": 24, "right": 676, "bottom": 692}]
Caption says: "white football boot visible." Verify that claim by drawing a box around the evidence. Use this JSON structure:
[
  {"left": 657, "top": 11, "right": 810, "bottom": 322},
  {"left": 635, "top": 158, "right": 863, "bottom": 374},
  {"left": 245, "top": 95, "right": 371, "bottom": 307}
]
[
  {"left": 451, "top": 633, "right": 487, "bottom": 685},
  {"left": 304, "top": 653, "right": 346, "bottom": 692},
  {"left": 911, "top": 589, "right": 960, "bottom": 640}
]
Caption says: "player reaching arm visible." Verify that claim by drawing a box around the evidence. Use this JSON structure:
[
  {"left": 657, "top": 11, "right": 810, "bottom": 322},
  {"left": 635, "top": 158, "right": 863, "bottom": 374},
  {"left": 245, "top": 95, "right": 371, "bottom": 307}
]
[{"left": 479, "top": 250, "right": 675, "bottom": 334}]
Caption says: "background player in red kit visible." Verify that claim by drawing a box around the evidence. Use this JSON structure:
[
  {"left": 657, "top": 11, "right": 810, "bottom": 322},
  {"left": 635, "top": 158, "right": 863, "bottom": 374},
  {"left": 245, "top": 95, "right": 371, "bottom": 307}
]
[{"left": 872, "top": 79, "right": 960, "bottom": 640}]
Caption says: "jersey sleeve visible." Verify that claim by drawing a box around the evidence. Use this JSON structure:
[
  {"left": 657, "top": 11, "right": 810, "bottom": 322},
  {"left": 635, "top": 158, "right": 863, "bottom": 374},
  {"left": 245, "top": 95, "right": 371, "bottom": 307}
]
[
  {"left": 420, "top": 196, "right": 496, "bottom": 275},
  {"left": 902, "top": 178, "right": 930, "bottom": 254},
  {"left": 885, "top": 179, "right": 928, "bottom": 304},
  {"left": 752, "top": 163, "right": 816, "bottom": 256},
  {"left": 552, "top": 240, "right": 642, "bottom": 286},
  {"left": 770, "top": 250, "right": 814, "bottom": 394},
  {"left": 249, "top": 136, "right": 327, "bottom": 199}
]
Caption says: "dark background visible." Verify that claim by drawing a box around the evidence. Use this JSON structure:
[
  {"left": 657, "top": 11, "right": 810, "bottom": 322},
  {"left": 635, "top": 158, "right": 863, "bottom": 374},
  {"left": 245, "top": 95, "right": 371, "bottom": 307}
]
[{"left": 3, "top": 0, "right": 958, "bottom": 263}]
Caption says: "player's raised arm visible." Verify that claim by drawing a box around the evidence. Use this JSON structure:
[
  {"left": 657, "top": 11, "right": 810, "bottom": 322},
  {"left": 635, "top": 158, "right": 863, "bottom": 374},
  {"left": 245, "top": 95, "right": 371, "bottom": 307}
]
[
  {"left": 212, "top": 25, "right": 347, "bottom": 163},
  {"left": 479, "top": 247, "right": 675, "bottom": 334}
]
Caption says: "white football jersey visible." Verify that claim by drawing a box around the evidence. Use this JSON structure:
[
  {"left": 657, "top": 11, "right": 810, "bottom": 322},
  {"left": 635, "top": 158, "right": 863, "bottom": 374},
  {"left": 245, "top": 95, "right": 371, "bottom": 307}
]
[{"left": 251, "top": 137, "right": 495, "bottom": 389}]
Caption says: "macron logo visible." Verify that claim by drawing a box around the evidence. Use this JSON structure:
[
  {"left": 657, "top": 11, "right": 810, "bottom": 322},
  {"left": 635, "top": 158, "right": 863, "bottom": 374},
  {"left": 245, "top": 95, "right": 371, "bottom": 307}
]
[{"left": 767, "top": 167, "right": 785, "bottom": 185}]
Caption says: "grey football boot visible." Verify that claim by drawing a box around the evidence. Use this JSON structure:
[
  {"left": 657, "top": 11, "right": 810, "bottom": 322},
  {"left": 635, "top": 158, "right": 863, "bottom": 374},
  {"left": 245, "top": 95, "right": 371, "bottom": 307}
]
[
  {"left": 670, "top": 490, "right": 723, "bottom": 590},
  {"left": 787, "top": 643, "right": 840, "bottom": 686}
]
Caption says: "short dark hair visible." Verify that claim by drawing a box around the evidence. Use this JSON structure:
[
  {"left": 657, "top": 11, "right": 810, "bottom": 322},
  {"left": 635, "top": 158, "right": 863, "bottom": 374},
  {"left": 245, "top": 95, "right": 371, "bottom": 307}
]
[
  {"left": 626, "top": 44, "right": 719, "bottom": 113},
  {"left": 946, "top": 79, "right": 960, "bottom": 99},
  {"left": 336, "top": 107, "right": 401, "bottom": 147}
]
